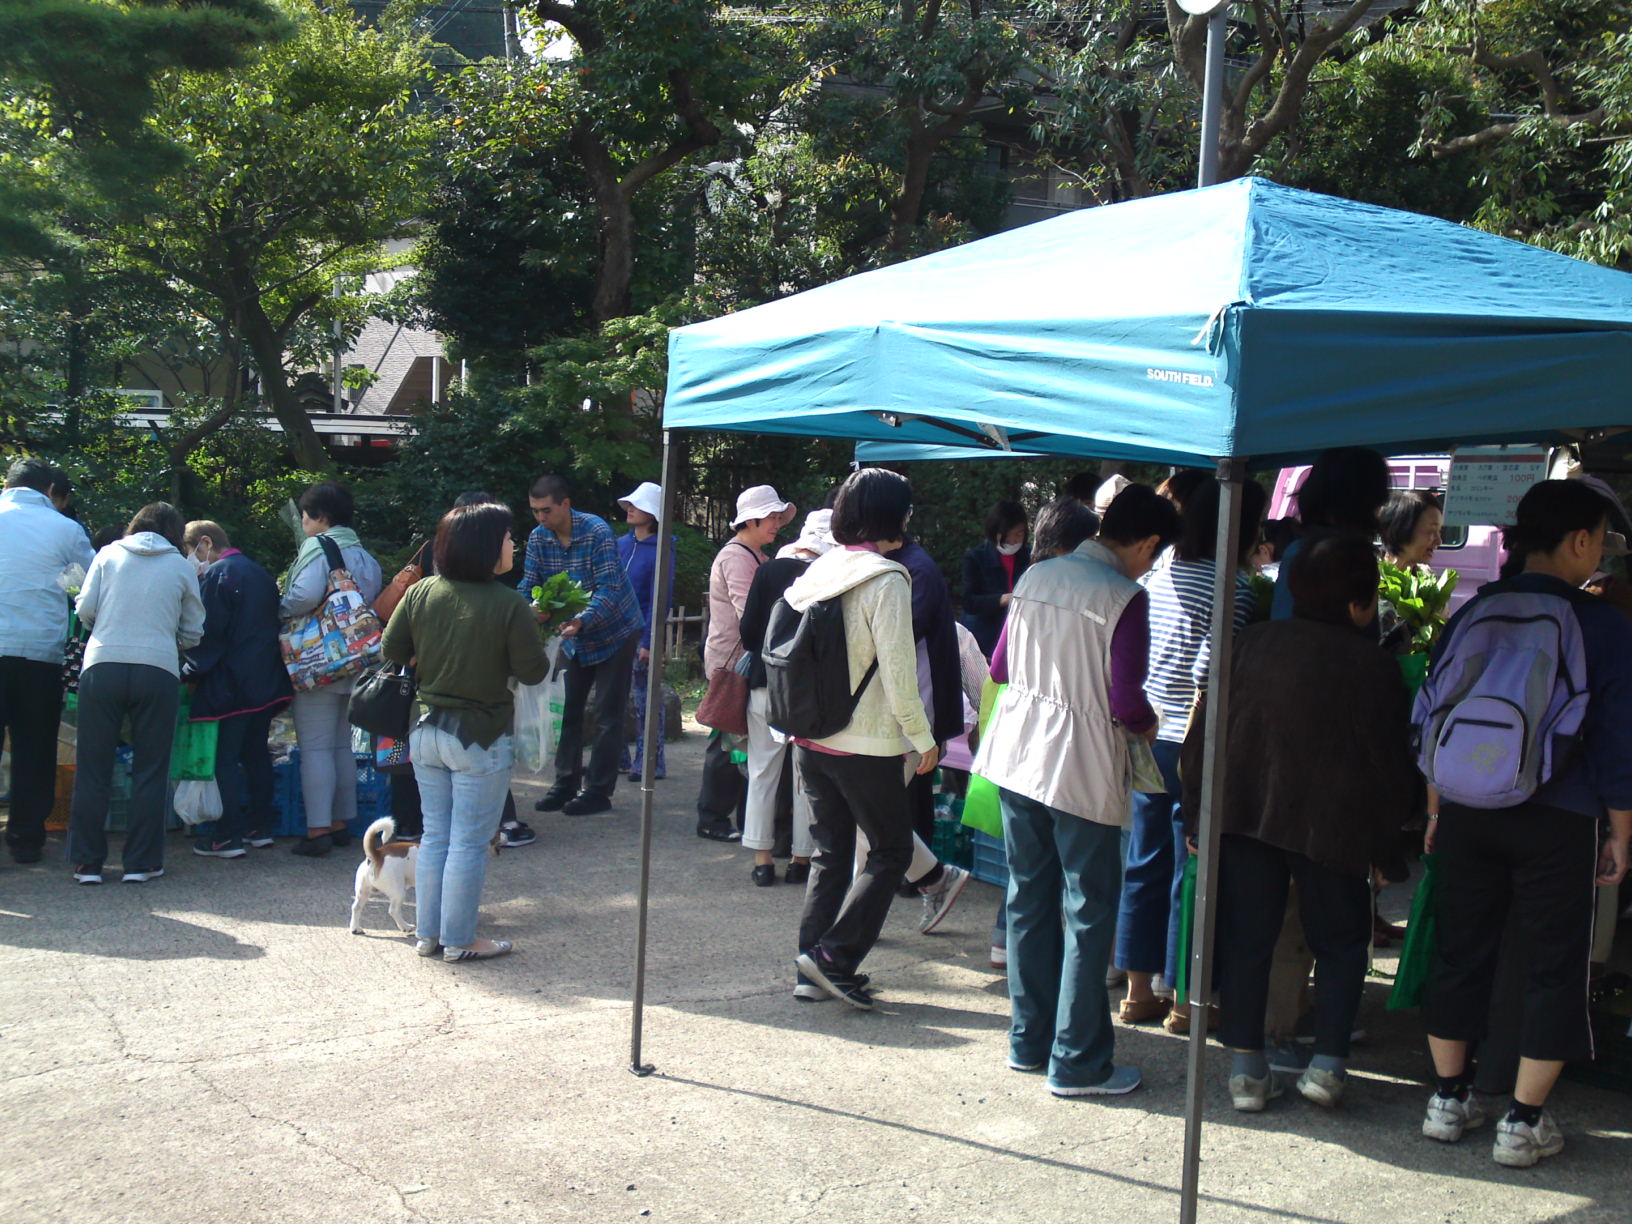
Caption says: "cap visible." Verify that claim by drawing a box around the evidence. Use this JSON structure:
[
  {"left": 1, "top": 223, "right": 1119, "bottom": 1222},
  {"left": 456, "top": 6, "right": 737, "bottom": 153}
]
[
  {"left": 617, "top": 481, "right": 663, "bottom": 520},
  {"left": 731, "top": 484, "right": 794, "bottom": 529}
]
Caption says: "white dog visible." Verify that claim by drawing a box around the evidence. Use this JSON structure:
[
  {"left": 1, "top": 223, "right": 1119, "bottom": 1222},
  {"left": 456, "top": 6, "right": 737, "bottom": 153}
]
[{"left": 350, "top": 817, "right": 418, "bottom": 934}]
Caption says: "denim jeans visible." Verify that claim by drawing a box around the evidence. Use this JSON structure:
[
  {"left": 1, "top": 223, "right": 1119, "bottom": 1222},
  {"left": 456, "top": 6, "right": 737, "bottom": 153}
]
[
  {"left": 1002, "top": 787, "right": 1125, "bottom": 1089},
  {"left": 621, "top": 655, "right": 666, "bottom": 779},
  {"left": 1116, "top": 738, "right": 1186, "bottom": 982},
  {"left": 411, "top": 725, "right": 514, "bottom": 948}
]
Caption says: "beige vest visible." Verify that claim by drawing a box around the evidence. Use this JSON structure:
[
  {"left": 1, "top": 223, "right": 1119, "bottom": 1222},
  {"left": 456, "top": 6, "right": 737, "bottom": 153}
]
[{"left": 972, "top": 540, "right": 1142, "bottom": 825}]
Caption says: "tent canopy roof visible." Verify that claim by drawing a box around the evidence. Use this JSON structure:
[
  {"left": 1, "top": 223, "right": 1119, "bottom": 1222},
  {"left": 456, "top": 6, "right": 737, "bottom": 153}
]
[{"left": 664, "top": 177, "right": 1632, "bottom": 466}]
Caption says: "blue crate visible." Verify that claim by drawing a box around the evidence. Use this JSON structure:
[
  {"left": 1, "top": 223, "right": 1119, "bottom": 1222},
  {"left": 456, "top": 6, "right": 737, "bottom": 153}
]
[
  {"left": 271, "top": 752, "right": 307, "bottom": 836},
  {"left": 347, "top": 757, "right": 394, "bottom": 834},
  {"left": 969, "top": 830, "right": 1009, "bottom": 890}
]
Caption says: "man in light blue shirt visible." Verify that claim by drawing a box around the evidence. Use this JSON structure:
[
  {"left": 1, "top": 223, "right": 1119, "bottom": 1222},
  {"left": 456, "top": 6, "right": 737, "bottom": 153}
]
[{"left": 0, "top": 458, "right": 95, "bottom": 864}]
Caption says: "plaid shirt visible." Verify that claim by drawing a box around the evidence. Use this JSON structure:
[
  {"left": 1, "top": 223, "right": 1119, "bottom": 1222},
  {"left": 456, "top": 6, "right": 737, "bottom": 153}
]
[{"left": 518, "top": 510, "right": 642, "bottom": 665}]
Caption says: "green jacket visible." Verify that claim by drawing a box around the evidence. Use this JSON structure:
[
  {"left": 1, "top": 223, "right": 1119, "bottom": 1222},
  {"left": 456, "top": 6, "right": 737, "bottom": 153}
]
[{"left": 382, "top": 575, "right": 550, "bottom": 748}]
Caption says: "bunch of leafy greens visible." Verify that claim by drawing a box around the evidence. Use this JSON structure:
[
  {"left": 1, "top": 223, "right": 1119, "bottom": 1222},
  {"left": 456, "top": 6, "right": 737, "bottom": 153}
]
[
  {"left": 1378, "top": 560, "right": 1459, "bottom": 654},
  {"left": 531, "top": 572, "right": 591, "bottom": 640}
]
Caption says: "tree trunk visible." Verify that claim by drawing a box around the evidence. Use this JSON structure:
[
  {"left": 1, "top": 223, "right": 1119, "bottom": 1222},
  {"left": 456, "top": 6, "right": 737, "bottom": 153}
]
[
  {"left": 238, "top": 296, "right": 330, "bottom": 471},
  {"left": 890, "top": 121, "right": 958, "bottom": 251}
]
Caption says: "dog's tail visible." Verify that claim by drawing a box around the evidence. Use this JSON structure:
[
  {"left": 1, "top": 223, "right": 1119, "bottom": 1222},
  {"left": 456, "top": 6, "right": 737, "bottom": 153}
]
[{"left": 362, "top": 816, "right": 397, "bottom": 872}]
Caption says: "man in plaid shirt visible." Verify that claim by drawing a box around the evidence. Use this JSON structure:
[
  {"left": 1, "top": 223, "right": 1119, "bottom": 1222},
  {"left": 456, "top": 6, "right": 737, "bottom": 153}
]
[{"left": 520, "top": 474, "right": 642, "bottom": 816}]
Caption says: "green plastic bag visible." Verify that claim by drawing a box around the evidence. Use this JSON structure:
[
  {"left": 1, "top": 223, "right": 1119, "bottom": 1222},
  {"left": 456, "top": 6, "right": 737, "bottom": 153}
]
[
  {"left": 1173, "top": 853, "right": 1198, "bottom": 1000},
  {"left": 1387, "top": 853, "right": 1439, "bottom": 1011},
  {"left": 959, "top": 681, "right": 1006, "bottom": 839},
  {"left": 170, "top": 691, "right": 219, "bottom": 781}
]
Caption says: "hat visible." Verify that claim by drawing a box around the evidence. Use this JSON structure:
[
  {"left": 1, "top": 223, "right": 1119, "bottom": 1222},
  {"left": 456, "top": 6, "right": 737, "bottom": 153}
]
[
  {"left": 731, "top": 484, "right": 793, "bottom": 529},
  {"left": 1093, "top": 474, "right": 1132, "bottom": 515},
  {"left": 617, "top": 481, "right": 663, "bottom": 519},
  {"left": 778, "top": 509, "right": 835, "bottom": 559},
  {"left": 1577, "top": 475, "right": 1631, "bottom": 556}
]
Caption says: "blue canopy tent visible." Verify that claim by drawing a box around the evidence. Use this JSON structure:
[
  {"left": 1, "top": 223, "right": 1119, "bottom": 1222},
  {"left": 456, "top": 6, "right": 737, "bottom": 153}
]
[{"left": 626, "top": 176, "right": 1632, "bottom": 1221}]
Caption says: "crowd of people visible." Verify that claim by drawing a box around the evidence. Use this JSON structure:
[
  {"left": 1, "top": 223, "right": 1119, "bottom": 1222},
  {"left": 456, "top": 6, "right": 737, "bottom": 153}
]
[{"left": 2, "top": 448, "right": 1629, "bottom": 1170}]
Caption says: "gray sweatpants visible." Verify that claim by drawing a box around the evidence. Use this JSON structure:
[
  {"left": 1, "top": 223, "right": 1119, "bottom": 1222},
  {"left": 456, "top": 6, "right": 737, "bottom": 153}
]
[
  {"left": 67, "top": 662, "right": 179, "bottom": 873},
  {"left": 291, "top": 687, "right": 358, "bottom": 833}
]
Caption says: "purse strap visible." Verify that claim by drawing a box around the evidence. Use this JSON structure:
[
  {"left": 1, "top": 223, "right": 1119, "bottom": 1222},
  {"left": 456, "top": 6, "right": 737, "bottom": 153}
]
[{"left": 317, "top": 534, "right": 347, "bottom": 586}]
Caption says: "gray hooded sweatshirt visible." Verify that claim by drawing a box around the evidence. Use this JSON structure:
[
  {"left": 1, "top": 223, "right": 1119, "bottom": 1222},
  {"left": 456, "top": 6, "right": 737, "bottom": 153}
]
[{"left": 76, "top": 532, "right": 206, "bottom": 678}]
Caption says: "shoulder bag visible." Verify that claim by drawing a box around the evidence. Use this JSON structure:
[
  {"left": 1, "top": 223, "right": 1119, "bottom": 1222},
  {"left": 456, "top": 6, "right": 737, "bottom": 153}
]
[{"left": 278, "top": 535, "right": 383, "bottom": 692}]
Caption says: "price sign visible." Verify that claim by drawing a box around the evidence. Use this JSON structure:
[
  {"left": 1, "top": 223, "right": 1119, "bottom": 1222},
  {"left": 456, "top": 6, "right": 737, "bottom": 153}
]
[{"left": 1444, "top": 446, "right": 1549, "bottom": 526}]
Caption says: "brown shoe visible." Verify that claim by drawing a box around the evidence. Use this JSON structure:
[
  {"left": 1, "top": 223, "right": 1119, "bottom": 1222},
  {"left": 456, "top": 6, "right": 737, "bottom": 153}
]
[
  {"left": 1164, "top": 1005, "right": 1221, "bottom": 1035},
  {"left": 1119, "top": 996, "right": 1174, "bottom": 1024}
]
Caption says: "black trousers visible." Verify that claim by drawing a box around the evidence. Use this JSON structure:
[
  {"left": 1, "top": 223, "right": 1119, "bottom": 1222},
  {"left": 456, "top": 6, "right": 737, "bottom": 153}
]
[
  {"left": 1217, "top": 833, "right": 1372, "bottom": 1059},
  {"left": 1, "top": 656, "right": 63, "bottom": 858},
  {"left": 555, "top": 636, "right": 637, "bottom": 798},
  {"left": 1424, "top": 802, "right": 1598, "bottom": 1064},
  {"left": 796, "top": 748, "right": 912, "bottom": 973},
  {"left": 695, "top": 732, "right": 746, "bottom": 829},
  {"left": 390, "top": 770, "right": 513, "bottom": 841},
  {"left": 907, "top": 768, "right": 936, "bottom": 847},
  {"left": 66, "top": 662, "right": 178, "bottom": 873},
  {"left": 212, "top": 705, "right": 278, "bottom": 844}
]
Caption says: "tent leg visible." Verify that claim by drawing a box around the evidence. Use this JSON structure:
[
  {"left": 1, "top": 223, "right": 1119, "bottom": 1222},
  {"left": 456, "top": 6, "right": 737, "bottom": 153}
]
[
  {"left": 1178, "top": 457, "right": 1247, "bottom": 1223},
  {"left": 630, "top": 431, "right": 680, "bottom": 1077}
]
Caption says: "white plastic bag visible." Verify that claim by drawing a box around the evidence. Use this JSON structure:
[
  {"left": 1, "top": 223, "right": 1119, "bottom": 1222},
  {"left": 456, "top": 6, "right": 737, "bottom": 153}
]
[
  {"left": 173, "top": 778, "right": 223, "bottom": 827},
  {"left": 513, "top": 641, "right": 566, "bottom": 774}
]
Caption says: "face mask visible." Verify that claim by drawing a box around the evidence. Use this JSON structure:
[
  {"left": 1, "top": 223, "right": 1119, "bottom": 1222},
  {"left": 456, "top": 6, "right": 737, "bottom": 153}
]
[
  {"left": 190, "top": 549, "right": 210, "bottom": 576},
  {"left": 996, "top": 541, "right": 1023, "bottom": 557}
]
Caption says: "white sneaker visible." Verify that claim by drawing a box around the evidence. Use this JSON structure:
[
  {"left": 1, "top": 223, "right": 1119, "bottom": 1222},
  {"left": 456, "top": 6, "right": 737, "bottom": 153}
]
[
  {"left": 1296, "top": 1066, "right": 1345, "bottom": 1108},
  {"left": 1230, "top": 1071, "right": 1283, "bottom": 1112},
  {"left": 1422, "top": 1091, "right": 1489, "bottom": 1143},
  {"left": 918, "top": 866, "right": 969, "bottom": 933},
  {"left": 121, "top": 867, "right": 164, "bottom": 883},
  {"left": 1493, "top": 1113, "right": 1564, "bottom": 1168}
]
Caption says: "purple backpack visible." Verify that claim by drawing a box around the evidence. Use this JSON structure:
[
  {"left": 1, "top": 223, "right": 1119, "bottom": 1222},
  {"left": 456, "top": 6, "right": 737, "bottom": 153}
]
[{"left": 1412, "top": 586, "right": 1589, "bottom": 809}]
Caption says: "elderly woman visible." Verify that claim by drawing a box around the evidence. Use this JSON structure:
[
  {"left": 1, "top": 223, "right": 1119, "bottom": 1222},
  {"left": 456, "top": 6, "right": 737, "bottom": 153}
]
[
  {"left": 281, "top": 482, "right": 382, "bottom": 856},
  {"left": 382, "top": 502, "right": 549, "bottom": 961}
]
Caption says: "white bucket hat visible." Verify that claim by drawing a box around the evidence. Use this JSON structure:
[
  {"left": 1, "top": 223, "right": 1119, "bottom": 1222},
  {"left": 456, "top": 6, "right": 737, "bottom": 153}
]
[
  {"left": 731, "top": 484, "right": 793, "bottom": 528},
  {"left": 778, "top": 509, "right": 835, "bottom": 559},
  {"left": 1094, "top": 473, "right": 1132, "bottom": 515},
  {"left": 617, "top": 481, "right": 663, "bottom": 519}
]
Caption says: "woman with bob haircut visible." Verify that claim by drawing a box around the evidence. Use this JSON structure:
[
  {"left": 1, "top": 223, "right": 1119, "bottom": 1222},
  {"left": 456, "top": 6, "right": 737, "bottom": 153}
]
[
  {"left": 1379, "top": 489, "right": 1444, "bottom": 572},
  {"left": 281, "top": 481, "right": 383, "bottom": 856},
  {"left": 381, "top": 502, "right": 549, "bottom": 962},
  {"left": 960, "top": 499, "right": 1030, "bottom": 657},
  {"left": 1183, "top": 532, "right": 1414, "bottom": 1113},
  {"left": 787, "top": 468, "right": 938, "bottom": 1009},
  {"left": 68, "top": 502, "right": 205, "bottom": 883}
]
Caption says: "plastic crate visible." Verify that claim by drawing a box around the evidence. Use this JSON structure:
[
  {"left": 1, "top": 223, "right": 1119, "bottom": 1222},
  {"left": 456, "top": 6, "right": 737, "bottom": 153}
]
[
  {"left": 347, "top": 757, "right": 394, "bottom": 834},
  {"left": 271, "top": 752, "right": 307, "bottom": 836},
  {"left": 969, "top": 829, "right": 1008, "bottom": 890}
]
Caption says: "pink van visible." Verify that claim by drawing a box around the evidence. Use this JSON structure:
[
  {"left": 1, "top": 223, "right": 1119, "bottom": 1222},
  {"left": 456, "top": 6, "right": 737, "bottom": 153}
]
[{"left": 1268, "top": 456, "right": 1502, "bottom": 611}]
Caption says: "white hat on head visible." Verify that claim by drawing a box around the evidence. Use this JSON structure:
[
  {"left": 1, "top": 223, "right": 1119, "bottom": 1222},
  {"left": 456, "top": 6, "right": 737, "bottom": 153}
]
[
  {"left": 617, "top": 481, "right": 663, "bottom": 519},
  {"left": 778, "top": 509, "right": 835, "bottom": 559},
  {"left": 731, "top": 484, "right": 793, "bottom": 528},
  {"left": 1094, "top": 474, "right": 1132, "bottom": 515}
]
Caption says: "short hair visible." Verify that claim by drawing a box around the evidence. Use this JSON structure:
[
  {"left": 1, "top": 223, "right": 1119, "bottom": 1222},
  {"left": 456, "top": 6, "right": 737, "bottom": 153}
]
[
  {"left": 1378, "top": 489, "right": 1441, "bottom": 558},
  {"left": 453, "top": 489, "right": 497, "bottom": 508},
  {"left": 1502, "top": 480, "right": 1609, "bottom": 562},
  {"left": 298, "top": 481, "right": 355, "bottom": 528},
  {"left": 1157, "top": 468, "right": 1211, "bottom": 515},
  {"left": 1063, "top": 472, "right": 1098, "bottom": 501},
  {"left": 982, "top": 500, "right": 1027, "bottom": 544},
  {"left": 1263, "top": 517, "right": 1300, "bottom": 563},
  {"left": 126, "top": 502, "right": 185, "bottom": 550},
  {"left": 1288, "top": 533, "right": 1379, "bottom": 626},
  {"left": 1032, "top": 497, "right": 1099, "bottom": 560},
  {"left": 1295, "top": 447, "right": 1389, "bottom": 533},
  {"left": 433, "top": 502, "right": 514, "bottom": 582},
  {"left": 6, "top": 457, "right": 70, "bottom": 495},
  {"left": 529, "top": 474, "right": 570, "bottom": 503},
  {"left": 1099, "top": 483, "right": 1181, "bottom": 549},
  {"left": 91, "top": 525, "right": 124, "bottom": 550},
  {"left": 1176, "top": 478, "right": 1269, "bottom": 564},
  {"left": 184, "top": 520, "right": 230, "bottom": 552},
  {"left": 831, "top": 468, "right": 914, "bottom": 545}
]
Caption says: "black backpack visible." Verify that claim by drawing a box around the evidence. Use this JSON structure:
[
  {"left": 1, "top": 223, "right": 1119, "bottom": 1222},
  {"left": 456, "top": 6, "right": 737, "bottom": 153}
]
[{"left": 761, "top": 593, "right": 878, "bottom": 739}]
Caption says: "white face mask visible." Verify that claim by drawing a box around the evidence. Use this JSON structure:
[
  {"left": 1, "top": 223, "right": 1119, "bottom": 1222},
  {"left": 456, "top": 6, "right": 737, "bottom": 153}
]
[{"left": 996, "top": 541, "right": 1023, "bottom": 557}]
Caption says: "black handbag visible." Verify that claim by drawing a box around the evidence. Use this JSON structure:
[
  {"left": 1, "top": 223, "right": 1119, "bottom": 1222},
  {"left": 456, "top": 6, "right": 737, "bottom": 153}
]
[{"left": 348, "top": 663, "right": 416, "bottom": 738}]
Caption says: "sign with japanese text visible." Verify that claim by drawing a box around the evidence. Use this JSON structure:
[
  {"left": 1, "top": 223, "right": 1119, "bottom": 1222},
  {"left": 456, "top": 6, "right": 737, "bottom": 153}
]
[{"left": 1443, "top": 446, "right": 1549, "bottom": 526}]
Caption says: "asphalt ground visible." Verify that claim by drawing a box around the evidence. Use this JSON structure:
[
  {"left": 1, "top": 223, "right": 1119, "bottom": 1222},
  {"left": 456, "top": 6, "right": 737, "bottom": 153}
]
[{"left": 2, "top": 725, "right": 1629, "bottom": 1224}]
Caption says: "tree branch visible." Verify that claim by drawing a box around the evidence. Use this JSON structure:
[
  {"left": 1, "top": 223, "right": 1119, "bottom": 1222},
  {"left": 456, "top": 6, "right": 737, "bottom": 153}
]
[
  {"left": 532, "top": 1, "right": 603, "bottom": 53},
  {"left": 1428, "top": 107, "right": 1606, "bottom": 158}
]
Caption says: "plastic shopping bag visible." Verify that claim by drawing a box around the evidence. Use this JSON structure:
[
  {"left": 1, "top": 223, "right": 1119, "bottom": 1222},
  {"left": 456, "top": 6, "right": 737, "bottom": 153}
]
[
  {"left": 1387, "top": 854, "right": 1438, "bottom": 1011},
  {"left": 513, "top": 641, "right": 566, "bottom": 774},
  {"left": 1173, "top": 853, "right": 1198, "bottom": 999},
  {"left": 173, "top": 778, "right": 223, "bottom": 827},
  {"left": 170, "top": 692, "right": 219, "bottom": 781}
]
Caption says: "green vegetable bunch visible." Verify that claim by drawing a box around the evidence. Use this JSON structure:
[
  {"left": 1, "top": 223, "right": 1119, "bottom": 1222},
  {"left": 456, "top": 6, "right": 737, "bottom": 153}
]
[
  {"left": 1377, "top": 559, "right": 1458, "bottom": 654},
  {"left": 531, "top": 572, "right": 591, "bottom": 640}
]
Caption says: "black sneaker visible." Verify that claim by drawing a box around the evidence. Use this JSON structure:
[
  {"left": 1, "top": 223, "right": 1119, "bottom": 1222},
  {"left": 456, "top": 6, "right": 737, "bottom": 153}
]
[
  {"left": 696, "top": 818, "right": 741, "bottom": 842},
  {"left": 794, "top": 970, "right": 871, "bottom": 1001},
  {"left": 535, "top": 777, "right": 580, "bottom": 812},
  {"left": 499, "top": 822, "right": 538, "bottom": 848},
  {"left": 562, "top": 790, "right": 612, "bottom": 816},
  {"left": 246, "top": 831, "right": 275, "bottom": 849},
  {"left": 11, "top": 846, "right": 43, "bottom": 865},
  {"left": 795, "top": 950, "right": 875, "bottom": 1011}
]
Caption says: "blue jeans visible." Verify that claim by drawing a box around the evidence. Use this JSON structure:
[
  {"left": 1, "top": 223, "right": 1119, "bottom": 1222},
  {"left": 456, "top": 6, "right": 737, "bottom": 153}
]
[
  {"left": 411, "top": 725, "right": 514, "bottom": 948},
  {"left": 1002, "top": 787, "right": 1125, "bottom": 1089},
  {"left": 1116, "top": 738, "right": 1186, "bottom": 982},
  {"left": 620, "top": 655, "right": 666, "bottom": 779}
]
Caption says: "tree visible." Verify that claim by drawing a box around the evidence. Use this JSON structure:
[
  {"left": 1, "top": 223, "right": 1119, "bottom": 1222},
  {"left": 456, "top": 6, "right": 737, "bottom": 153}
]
[
  {"left": 0, "top": 0, "right": 286, "bottom": 262},
  {"left": 113, "top": 0, "right": 434, "bottom": 469}
]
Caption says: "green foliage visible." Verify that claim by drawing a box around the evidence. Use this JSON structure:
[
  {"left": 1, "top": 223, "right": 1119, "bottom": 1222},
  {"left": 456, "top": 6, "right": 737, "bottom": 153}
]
[
  {"left": 1378, "top": 558, "right": 1458, "bottom": 654},
  {"left": 530, "top": 572, "right": 592, "bottom": 639}
]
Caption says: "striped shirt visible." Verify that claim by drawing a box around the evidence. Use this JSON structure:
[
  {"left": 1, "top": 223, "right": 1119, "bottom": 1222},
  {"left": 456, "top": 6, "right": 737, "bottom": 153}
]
[{"left": 1143, "top": 558, "right": 1254, "bottom": 743}]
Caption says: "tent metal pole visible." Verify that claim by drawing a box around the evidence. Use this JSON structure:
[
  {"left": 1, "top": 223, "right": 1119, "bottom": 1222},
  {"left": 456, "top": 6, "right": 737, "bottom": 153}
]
[
  {"left": 1178, "top": 456, "right": 1248, "bottom": 1223},
  {"left": 630, "top": 430, "right": 680, "bottom": 1076},
  {"left": 1198, "top": 10, "right": 1227, "bottom": 188}
]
